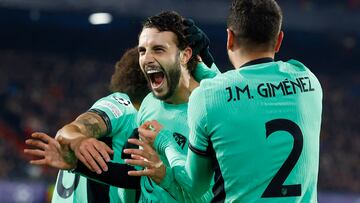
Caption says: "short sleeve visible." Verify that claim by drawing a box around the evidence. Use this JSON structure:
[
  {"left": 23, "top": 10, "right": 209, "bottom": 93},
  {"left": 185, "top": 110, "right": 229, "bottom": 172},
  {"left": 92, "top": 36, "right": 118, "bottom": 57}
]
[{"left": 89, "top": 93, "right": 132, "bottom": 136}]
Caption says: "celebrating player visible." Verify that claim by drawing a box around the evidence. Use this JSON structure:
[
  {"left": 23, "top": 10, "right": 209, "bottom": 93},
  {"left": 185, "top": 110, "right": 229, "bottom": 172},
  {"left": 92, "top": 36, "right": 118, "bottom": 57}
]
[
  {"left": 133, "top": 0, "right": 323, "bottom": 202},
  {"left": 26, "top": 12, "right": 219, "bottom": 203}
]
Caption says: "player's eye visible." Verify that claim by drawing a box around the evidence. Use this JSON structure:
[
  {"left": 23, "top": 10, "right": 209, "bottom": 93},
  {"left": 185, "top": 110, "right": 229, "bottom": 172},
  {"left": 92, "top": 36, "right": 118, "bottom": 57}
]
[
  {"left": 138, "top": 47, "right": 146, "bottom": 56},
  {"left": 153, "top": 47, "right": 165, "bottom": 53}
]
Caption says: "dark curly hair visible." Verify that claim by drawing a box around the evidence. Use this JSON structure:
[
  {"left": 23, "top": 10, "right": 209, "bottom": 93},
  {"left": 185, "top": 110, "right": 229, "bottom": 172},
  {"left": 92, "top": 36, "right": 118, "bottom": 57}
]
[
  {"left": 227, "top": 0, "right": 282, "bottom": 51},
  {"left": 142, "top": 11, "right": 198, "bottom": 72},
  {"left": 109, "top": 47, "right": 149, "bottom": 104}
]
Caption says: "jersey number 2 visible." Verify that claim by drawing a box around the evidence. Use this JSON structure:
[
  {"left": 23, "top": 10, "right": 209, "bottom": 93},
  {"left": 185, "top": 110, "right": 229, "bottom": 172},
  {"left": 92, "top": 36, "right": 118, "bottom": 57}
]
[{"left": 261, "top": 119, "right": 303, "bottom": 198}]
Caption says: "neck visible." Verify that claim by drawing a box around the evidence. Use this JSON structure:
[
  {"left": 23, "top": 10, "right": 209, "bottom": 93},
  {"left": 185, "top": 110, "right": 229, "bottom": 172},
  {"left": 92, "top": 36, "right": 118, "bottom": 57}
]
[
  {"left": 231, "top": 49, "right": 275, "bottom": 69},
  {"left": 164, "top": 66, "right": 199, "bottom": 104},
  {"left": 165, "top": 87, "right": 190, "bottom": 104}
]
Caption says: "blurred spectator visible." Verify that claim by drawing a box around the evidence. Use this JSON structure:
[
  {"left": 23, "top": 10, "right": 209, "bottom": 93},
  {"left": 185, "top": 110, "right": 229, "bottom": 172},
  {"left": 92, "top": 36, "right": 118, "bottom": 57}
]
[{"left": 0, "top": 49, "right": 113, "bottom": 181}]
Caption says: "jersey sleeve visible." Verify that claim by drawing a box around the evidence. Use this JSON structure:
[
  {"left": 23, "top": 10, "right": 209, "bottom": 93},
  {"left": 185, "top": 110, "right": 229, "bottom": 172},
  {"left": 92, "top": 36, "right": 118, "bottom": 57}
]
[
  {"left": 154, "top": 129, "right": 214, "bottom": 202},
  {"left": 73, "top": 161, "right": 141, "bottom": 189},
  {"left": 192, "top": 62, "right": 220, "bottom": 83},
  {"left": 88, "top": 93, "right": 132, "bottom": 136},
  {"left": 188, "top": 86, "right": 211, "bottom": 156}
]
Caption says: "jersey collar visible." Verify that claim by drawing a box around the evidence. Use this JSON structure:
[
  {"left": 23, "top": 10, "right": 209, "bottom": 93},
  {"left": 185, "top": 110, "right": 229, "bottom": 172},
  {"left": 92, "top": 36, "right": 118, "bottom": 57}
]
[{"left": 240, "top": 57, "right": 274, "bottom": 68}]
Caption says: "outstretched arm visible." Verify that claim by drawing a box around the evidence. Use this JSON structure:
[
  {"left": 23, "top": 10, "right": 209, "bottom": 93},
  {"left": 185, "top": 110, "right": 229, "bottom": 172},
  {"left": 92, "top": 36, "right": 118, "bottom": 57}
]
[
  {"left": 56, "top": 111, "right": 113, "bottom": 173},
  {"left": 24, "top": 132, "right": 76, "bottom": 170},
  {"left": 25, "top": 132, "right": 141, "bottom": 189}
]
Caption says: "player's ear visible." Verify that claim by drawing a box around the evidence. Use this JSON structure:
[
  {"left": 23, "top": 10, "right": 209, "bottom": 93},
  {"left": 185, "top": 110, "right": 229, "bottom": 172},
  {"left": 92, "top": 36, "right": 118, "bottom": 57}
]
[
  {"left": 274, "top": 31, "right": 284, "bottom": 53},
  {"left": 227, "top": 28, "right": 235, "bottom": 51},
  {"left": 180, "top": 47, "right": 192, "bottom": 65}
]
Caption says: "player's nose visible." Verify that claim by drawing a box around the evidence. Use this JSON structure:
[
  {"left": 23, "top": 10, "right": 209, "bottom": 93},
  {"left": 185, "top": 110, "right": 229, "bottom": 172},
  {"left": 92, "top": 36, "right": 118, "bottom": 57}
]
[{"left": 142, "top": 50, "right": 155, "bottom": 65}]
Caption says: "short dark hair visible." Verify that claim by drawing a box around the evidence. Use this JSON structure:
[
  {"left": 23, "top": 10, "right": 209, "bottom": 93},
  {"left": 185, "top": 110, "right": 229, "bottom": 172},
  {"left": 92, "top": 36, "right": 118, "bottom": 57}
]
[
  {"left": 142, "top": 11, "right": 198, "bottom": 72},
  {"left": 227, "top": 0, "right": 282, "bottom": 50},
  {"left": 109, "top": 47, "right": 149, "bottom": 104}
]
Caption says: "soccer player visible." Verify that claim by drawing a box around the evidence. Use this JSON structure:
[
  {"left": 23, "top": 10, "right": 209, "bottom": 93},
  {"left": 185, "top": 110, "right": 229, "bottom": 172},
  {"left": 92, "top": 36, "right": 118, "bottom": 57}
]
[
  {"left": 74, "top": 11, "right": 218, "bottom": 202},
  {"left": 26, "top": 12, "right": 219, "bottom": 203},
  {"left": 131, "top": 11, "right": 218, "bottom": 202},
  {"left": 25, "top": 47, "right": 149, "bottom": 203},
  {"left": 132, "top": 0, "right": 323, "bottom": 202}
]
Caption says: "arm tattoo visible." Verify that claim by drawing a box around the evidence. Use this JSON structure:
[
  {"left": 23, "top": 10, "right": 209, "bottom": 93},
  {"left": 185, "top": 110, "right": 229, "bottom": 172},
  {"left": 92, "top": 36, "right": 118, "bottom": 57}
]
[{"left": 76, "top": 113, "right": 107, "bottom": 138}]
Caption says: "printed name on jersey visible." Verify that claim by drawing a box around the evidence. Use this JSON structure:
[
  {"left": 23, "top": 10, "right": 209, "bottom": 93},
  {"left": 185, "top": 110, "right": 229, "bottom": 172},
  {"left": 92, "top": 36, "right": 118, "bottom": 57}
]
[
  {"left": 112, "top": 96, "right": 131, "bottom": 106},
  {"left": 173, "top": 133, "right": 187, "bottom": 149},
  {"left": 95, "top": 101, "right": 123, "bottom": 118},
  {"left": 226, "top": 76, "right": 315, "bottom": 102}
]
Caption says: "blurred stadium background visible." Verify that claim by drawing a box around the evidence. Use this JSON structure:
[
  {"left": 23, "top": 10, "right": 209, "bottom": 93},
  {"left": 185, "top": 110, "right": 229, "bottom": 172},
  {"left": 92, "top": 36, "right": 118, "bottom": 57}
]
[{"left": 0, "top": 0, "right": 359, "bottom": 202}]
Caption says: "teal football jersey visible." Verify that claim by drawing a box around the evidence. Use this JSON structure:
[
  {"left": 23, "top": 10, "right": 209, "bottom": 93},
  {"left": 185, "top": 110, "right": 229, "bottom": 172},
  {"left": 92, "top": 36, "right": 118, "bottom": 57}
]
[
  {"left": 137, "top": 93, "right": 189, "bottom": 203},
  {"left": 188, "top": 59, "right": 322, "bottom": 202},
  {"left": 52, "top": 170, "right": 87, "bottom": 203},
  {"left": 89, "top": 92, "right": 138, "bottom": 203},
  {"left": 52, "top": 92, "right": 138, "bottom": 203},
  {"left": 135, "top": 62, "right": 220, "bottom": 202}
]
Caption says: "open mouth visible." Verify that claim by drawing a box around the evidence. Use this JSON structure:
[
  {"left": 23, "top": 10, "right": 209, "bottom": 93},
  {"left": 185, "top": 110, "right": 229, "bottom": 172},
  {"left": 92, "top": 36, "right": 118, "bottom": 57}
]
[{"left": 146, "top": 69, "right": 165, "bottom": 89}]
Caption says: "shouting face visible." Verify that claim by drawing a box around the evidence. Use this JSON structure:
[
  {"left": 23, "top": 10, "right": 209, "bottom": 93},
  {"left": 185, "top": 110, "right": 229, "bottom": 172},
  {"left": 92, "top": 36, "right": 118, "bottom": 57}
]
[{"left": 138, "top": 28, "right": 182, "bottom": 101}]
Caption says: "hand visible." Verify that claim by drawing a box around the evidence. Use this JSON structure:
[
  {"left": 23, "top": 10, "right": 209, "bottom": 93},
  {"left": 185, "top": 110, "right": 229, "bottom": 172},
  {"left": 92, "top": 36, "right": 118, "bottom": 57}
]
[
  {"left": 183, "top": 18, "right": 214, "bottom": 67},
  {"left": 57, "top": 136, "right": 114, "bottom": 174},
  {"left": 124, "top": 138, "right": 166, "bottom": 184},
  {"left": 138, "top": 120, "right": 163, "bottom": 147},
  {"left": 24, "top": 132, "right": 76, "bottom": 170}
]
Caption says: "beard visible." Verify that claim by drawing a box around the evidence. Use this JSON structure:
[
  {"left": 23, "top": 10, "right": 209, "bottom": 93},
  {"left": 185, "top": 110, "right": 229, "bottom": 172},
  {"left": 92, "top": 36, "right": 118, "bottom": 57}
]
[{"left": 152, "top": 58, "right": 181, "bottom": 101}]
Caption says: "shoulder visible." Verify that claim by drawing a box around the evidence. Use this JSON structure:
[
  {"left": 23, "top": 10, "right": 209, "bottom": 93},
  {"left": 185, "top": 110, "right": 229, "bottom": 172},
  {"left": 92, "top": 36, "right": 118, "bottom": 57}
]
[
  {"left": 137, "top": 93, "right": 160, "bottom": 123},
  {"left": 91, "top": 92, "right": 136, "bottom": 117},
  {"left": 97, "top": 92, "right": 134, "bottom": 108},
  {"left": 96, "top": 92, "right": 130, "bottom": 103},
  {"left": 197, "top": 70, "right": 239, "bottom": 91},
  {"left": 139, "top": 93, "right": 160, "bottom": 109},
  {"left": 190, "top": 71, "right": 236, "bottom": 105}
]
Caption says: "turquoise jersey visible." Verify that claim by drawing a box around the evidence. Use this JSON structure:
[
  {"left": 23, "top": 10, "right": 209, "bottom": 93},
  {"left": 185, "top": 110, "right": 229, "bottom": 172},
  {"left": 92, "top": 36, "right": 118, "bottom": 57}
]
[
  {"left": 89, "top": 92, "right": 138, "bottom": 203},
  {"left": 136, "top": 62, "right": 219, "bottom": 202},
  {"left": 137, "top": 93, "right": 189, "bottom": 203},
  {"left": 188, "top": 59, "right": 322, "bottom": 202},
  {"left": 52, "top": 170, "right": 88, "bottom": 203},
  {"left": 52, "top": 92, "right": 138, "bottom": 203}
]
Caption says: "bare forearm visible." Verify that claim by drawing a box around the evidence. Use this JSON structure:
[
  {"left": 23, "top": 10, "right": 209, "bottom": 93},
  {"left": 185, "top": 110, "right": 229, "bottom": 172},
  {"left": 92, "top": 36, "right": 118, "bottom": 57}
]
[{"left": 57, "top": 112, "right": 107, "bottom": 139}]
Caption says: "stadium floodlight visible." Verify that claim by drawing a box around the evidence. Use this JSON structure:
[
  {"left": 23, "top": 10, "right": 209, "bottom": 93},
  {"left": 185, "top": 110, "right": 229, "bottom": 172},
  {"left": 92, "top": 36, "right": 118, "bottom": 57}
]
[{"left": 89, "top": 13, "right": 112, "bottom": 25}]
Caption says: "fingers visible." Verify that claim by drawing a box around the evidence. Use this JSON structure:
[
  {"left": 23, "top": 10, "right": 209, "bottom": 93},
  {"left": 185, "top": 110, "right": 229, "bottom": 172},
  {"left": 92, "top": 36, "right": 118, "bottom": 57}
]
[
  {"left": 80, "top": 146, "right": 107, "bottom": 174},
  {"left": 25, "top": 139, "right": 47, "bottom": 150},
  {"left": 125, "top": 158, "right": 149, "bottom": 168},
  {"left": 29, "top": 159, "right": 47, "bottom": 166},
  {"left": 123, "top": 148, "right": 148, "bottom": 160},
  {"left": 24, "top": 149, "right": 45, "bottom": 158},
  {"left": 149, "top": 120, "right": 163, "bottom": 131},
  {"left": 184, "top": 26, "right": 201, "bottom": 36},
  {"left": 31, "top": 132, "right": 53, "bottom": 143},
  {"left": 138, "top": 128, "right": 157, "bottom": 141},
  {"left": 75, "top": 152, "right": 95, "bottom": 172},
  {"left": 183, "top": 18, "right": 195, "bottom": 27},
  {"left": 131, "top": 154, "right": 147, "bottom": 161},
  {"left": 75, "top": 139, "right": 112, "bottom": 174},
  {"left": 98, "top": 142, "right": 114, "bottom": 157},
  {"left": 78, "top": 149, "right": 101, "bottom": 173},
  {"left": 126, "top": 138, "right": 145, "bottom": 148},
  {"left": 128, "top": 168, "right": 153, "bottom": 177}
]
